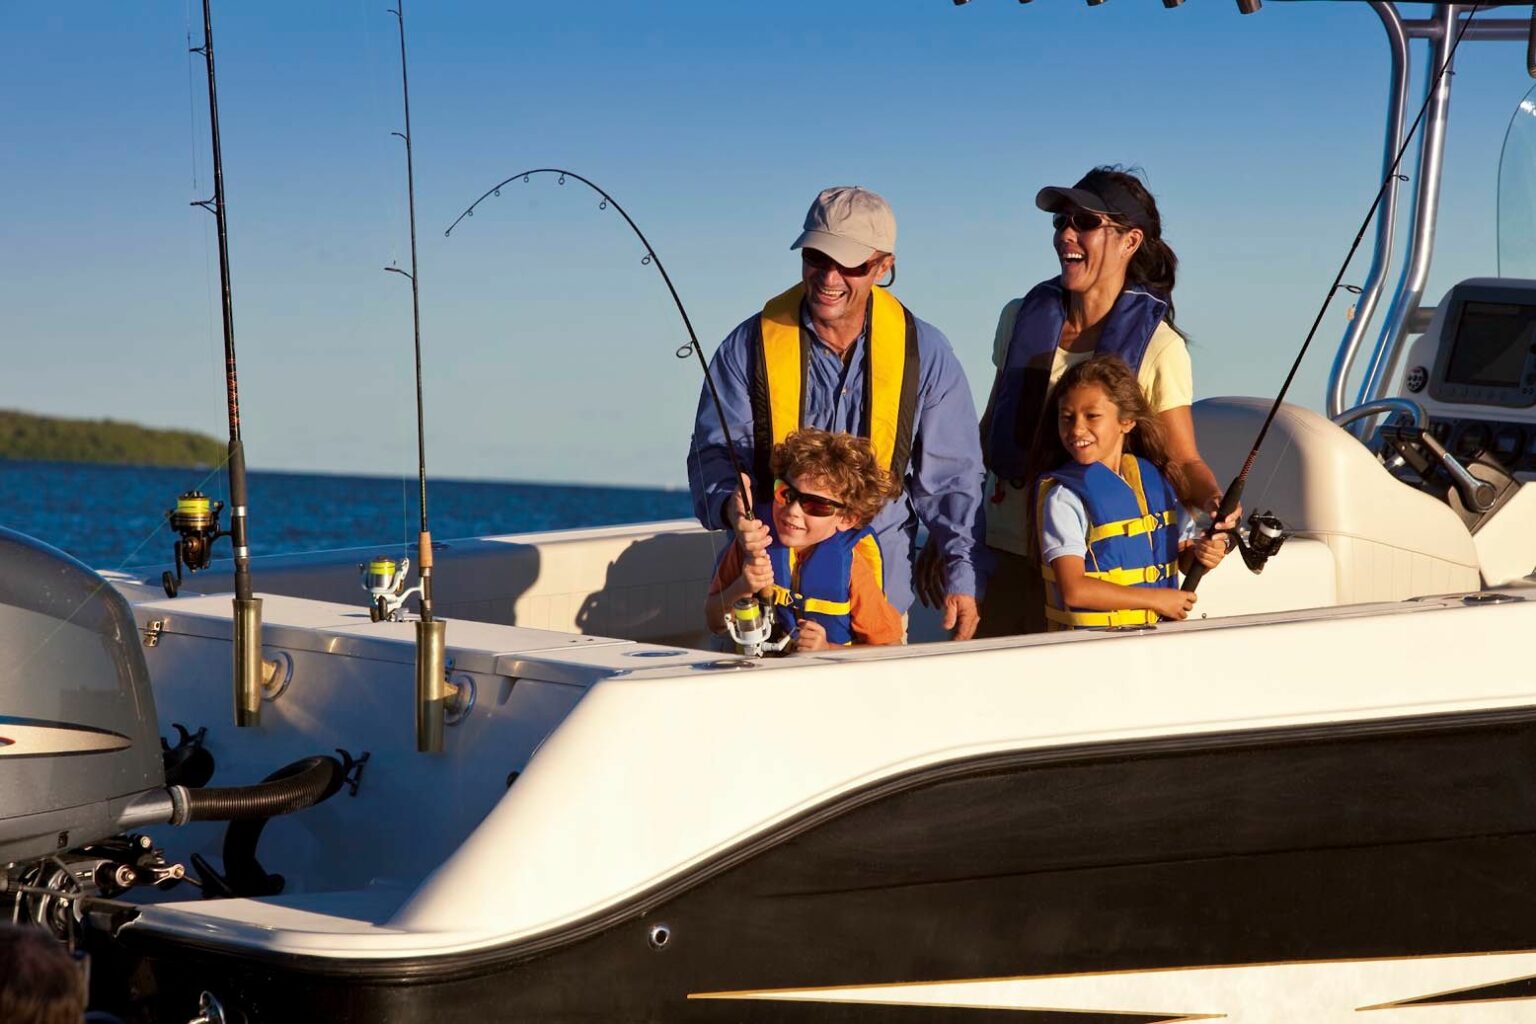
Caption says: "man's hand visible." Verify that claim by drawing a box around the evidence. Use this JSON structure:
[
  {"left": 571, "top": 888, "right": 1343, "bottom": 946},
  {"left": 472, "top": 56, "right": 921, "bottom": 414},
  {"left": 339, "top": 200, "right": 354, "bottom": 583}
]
[
  {"left": 794, "top": 619, "right": 828, "bottom": 653},
  {"left": 942, "top": 593, "right": 980, "bottom": 641},
  {"left": 1207, "top": 491, "right": 1242, "bottom": 533},
  {"left": 914, "top": 537, "right": 945, "bottom": 609}
]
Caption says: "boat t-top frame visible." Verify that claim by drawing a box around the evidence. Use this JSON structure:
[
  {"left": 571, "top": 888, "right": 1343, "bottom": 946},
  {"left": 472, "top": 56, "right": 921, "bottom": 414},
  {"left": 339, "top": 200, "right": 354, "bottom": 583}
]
[
  {"left": 961, "top": 1, "right": 1536, "bottom": 420},
  {"left": 1330, "top": 3, "right": 1535, "bottom": 419}
]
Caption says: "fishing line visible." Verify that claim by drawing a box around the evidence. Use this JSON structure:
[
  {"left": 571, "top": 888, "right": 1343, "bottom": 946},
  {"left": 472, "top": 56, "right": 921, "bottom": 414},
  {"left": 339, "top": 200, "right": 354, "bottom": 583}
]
[
  {"left": 1183, "top": 0, "right": 1483, "bottom": 593},
  {"left": 351, "top": 0, "right": 411, "bottom": 558},
  {"left": 444, "top": 169, "right": 757, "bottom": 525}
]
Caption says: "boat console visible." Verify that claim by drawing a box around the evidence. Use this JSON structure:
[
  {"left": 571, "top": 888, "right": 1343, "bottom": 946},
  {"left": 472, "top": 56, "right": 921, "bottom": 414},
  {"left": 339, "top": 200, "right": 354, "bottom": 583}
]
[{"left": 1394, "top": 278, "right": 1536, "bottom": 480}]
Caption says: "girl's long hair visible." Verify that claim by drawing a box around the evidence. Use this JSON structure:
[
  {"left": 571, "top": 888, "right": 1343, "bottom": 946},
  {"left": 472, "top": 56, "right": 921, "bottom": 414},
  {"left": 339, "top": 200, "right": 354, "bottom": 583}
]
[{"left": 1023, "top": 354, "right": 1186, "bottom": 497}]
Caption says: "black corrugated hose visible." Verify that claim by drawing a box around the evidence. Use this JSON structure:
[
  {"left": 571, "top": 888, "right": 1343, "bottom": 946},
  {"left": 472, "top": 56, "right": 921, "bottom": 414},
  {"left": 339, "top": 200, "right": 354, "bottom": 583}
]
[{"left": 181, "top": 755, "right": 345, "bottom": 822}]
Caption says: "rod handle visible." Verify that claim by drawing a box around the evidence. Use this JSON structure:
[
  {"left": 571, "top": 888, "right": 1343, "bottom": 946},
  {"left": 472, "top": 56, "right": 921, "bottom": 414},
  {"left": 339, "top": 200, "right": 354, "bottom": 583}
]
[{"left": 1181, "top": 477, "right": 1245, "bottom": 594}]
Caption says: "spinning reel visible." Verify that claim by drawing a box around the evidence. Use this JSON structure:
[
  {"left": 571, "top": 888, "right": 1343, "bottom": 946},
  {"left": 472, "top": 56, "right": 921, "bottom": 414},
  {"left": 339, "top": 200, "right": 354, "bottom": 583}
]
[
  {"left": 360, "top": 555, "right": 423, "bottom": 622},
  {"left": 725, "top": 594, "right": 795, "bottom": 658},
  {"left": 162, "top": 491, "right": 227, "bottom": 597},
  {"left": 1222, "top": 510, "right": 1289, "bottom": 576}
]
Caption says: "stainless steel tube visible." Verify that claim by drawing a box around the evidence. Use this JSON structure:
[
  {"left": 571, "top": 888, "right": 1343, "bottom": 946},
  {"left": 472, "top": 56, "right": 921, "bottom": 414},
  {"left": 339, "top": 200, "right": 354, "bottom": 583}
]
[
  {"left": 233, "top": 596, "right": 263, "bottom": 727},
  {"left": 1328, "top": 1, "right": 1409, "bottom": 418},
  {"left": 415, "top": 618, "right": 448, "bottom": 753},
  {"left": 1358, "top": 3, "right": 1460, "bottom": 408}
]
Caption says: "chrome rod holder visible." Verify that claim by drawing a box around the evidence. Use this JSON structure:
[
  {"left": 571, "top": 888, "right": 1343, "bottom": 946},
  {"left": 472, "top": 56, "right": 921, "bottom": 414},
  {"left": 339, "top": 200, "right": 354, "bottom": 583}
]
[
  {"left": 415, "top": 618, "right": 450, "bottom": 752},
  {"left": 232, "top": 597, "right": 262, "bottom": 727}
]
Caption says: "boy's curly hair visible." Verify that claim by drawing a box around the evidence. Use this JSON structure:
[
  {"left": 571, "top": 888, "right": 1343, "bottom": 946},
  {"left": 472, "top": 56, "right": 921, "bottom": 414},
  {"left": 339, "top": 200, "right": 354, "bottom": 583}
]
[{"left": 769, "top": 429, "right": 902, "bottom": 527}]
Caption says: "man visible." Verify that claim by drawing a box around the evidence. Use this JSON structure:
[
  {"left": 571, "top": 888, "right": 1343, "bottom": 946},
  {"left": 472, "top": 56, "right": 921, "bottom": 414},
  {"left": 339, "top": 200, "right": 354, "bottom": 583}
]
[{"left": 687, "top": 186, "right": 985, "bottom": 639}]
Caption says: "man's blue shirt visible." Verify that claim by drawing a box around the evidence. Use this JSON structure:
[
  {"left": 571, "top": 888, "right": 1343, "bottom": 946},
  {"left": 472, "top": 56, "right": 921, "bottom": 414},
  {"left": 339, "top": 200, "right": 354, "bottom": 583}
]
[{"left": 687, "top": 298, "right": 985, "bottom": 615}]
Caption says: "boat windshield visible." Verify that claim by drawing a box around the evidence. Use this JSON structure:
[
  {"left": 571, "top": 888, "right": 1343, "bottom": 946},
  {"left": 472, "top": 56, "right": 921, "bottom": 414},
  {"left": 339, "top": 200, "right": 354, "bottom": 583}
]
[{"left": 1497, "top": 81, "right": 1536, "bottom": 279}]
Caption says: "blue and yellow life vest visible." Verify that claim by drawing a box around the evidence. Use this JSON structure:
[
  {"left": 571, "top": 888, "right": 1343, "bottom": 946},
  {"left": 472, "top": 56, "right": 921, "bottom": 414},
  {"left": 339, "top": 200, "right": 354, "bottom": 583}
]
[
  {"left": 750, "top": 284, "right": 920, "bottom": 505},
  {"left": 756, "top": 504, "right": 884, "bottom": 646},
  {"left": 1035, "top": 455, "right": 1180, "bottom": 630},
  {"left": 985, "top": 279, "right": 1169, "bottom": 481}
]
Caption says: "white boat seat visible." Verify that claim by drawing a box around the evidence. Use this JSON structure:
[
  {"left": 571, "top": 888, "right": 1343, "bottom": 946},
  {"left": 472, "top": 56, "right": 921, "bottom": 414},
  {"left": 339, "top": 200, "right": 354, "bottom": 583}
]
[{"left": 1191, "top": 398, "right": 1480, "bottom": 606}]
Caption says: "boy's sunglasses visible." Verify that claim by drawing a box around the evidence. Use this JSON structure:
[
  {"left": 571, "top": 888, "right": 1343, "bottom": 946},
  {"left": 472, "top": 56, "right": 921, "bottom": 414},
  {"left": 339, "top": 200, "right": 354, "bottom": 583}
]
[
  {"left": 1052, "top": 210, "right": 1112, "bottom": 234},
  {"left": 773, "top": 479, "right": 847, "bottom": 518},
  {"left": 801, "top": 248, "right": 882, "bottom": 278}
]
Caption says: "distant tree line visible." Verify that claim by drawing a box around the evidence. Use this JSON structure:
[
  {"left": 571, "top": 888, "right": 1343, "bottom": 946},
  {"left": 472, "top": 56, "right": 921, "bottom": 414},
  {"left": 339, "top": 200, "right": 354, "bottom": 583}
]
[{"left": 0, "top": 410, "right": 224, "bottom": 468}]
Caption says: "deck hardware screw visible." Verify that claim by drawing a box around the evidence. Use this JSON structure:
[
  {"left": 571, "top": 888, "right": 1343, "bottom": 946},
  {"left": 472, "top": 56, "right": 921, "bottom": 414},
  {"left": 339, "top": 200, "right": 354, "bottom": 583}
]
[{"left": 648, "top": 923, "right": 672, "bottom": 951}]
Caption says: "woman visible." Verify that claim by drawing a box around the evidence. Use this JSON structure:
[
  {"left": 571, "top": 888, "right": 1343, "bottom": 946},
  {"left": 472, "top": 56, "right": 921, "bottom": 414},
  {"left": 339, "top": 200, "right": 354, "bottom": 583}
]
[{"left": 966, "top": 166, "right": 1228, "bottom": 636}]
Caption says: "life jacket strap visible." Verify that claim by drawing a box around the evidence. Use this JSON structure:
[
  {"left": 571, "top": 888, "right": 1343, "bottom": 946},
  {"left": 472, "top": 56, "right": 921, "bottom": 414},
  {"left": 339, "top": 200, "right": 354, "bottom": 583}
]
[
  {"left": 1086, "top": 509, "right": 1177, "bottom": 544},
  {"left": 801, "top": 596, "right": 852, "bottom": 616},
  {"left": 1042, "top": 561, "right": 1178, "bottom": 586},
  {"left": 1045, "top": 606, "right": 1159, "bottom": 629},
  {"left": 766, "top": 585, "right": 797, "bottom": 607}
]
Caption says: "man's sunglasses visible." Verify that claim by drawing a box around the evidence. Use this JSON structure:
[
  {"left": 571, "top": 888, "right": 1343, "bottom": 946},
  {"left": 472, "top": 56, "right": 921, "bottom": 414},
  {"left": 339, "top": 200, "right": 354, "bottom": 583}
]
[
  {"left": 801, "top": 248, "right": 882, "bottom": 278},
  {"left": 1051, "top": 210, "right": 1113, "bottom": 234},
  {"left": 774, "top": 479, "right": 847, "bottom": 517}
]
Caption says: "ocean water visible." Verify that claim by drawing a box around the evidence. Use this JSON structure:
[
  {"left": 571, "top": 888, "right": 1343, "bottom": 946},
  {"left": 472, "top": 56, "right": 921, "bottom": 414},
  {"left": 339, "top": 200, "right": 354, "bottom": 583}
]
[{"left": 0, "top": 459, "right": 694, "bottom": 572}]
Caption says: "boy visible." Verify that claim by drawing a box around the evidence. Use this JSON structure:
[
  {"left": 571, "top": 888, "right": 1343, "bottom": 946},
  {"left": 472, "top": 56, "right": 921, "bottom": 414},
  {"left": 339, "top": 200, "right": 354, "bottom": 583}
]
[{"left": 707, "top": 429, "right": 903, "bottom": 651}]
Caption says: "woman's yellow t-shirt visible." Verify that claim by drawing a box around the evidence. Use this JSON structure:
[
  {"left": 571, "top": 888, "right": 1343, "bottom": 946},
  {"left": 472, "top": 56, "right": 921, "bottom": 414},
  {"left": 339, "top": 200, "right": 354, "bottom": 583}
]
[{"left": 983, "top": 296, "right": 1194, "bottom": 556}]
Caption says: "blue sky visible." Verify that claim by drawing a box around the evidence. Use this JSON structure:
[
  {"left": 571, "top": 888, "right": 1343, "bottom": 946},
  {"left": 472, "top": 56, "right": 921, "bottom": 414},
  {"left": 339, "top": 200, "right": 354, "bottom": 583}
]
[{"left": 3, "top": 1, "right": 1534, "bottom": 487}]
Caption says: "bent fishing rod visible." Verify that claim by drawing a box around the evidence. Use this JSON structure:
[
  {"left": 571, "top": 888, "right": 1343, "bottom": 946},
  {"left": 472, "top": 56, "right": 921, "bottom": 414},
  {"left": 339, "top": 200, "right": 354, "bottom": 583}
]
[
  {"left": 1183, "top": 1, "right": 1483, "bottom": 593},
  {"left": 179, "top": 0, "right": 265, "bottom": 727},
  {"left": 385, "top": 0, "right": 456, "bottom": 754},
  {"left": 444, "top": 169, "right": 757, "bottom": 525}
]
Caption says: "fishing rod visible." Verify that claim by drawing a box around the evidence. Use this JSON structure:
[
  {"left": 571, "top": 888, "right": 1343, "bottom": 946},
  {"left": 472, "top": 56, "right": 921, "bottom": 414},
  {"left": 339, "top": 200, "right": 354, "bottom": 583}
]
[
  {"left": 445, "top": 171, "right": 784, "bottom": 654},
  {"left": 173, "top": 0, "right": 264, "bottom": 727},
  {"left": 1183, "top": 1, "right": 1483, "bottom": 594},
  {"left": 444, "top": 169, "right": 758, "bottom": 531},
  {"left": 382, "top": 0, "right": 456, "bottom": 754}
]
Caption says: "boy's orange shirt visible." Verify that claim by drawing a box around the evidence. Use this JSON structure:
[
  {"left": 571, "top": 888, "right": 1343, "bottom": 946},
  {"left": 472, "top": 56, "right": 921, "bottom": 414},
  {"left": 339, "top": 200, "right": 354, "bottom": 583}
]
[{"left": 708, "top": 541, "right": 904, "bottom": 646}]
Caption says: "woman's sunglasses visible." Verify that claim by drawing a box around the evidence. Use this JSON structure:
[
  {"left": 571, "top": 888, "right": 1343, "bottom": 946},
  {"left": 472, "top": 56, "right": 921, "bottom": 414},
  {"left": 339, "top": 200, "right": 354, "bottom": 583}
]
[
  {"left": 1052, "top": 210, "right": 1112, "bottom": 234},
  {"left": 801, "top": 248, "right": 882, "bottom": 278},
  {"left": 774, "top": 479, "right": 847, "bottom": 517}
]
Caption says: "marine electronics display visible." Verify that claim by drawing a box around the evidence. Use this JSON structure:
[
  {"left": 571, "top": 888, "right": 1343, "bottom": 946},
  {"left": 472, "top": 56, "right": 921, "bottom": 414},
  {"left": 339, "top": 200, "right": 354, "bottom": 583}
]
[{"left": 1430, "top": 284, "right": 1536, "bottom": 408}]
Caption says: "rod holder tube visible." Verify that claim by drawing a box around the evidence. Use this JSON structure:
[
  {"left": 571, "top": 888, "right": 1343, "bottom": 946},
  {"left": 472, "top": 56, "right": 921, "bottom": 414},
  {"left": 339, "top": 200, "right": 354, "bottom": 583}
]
[
  {"left": 233, "top": 597, "right": 263, "bottom": 727},
  {"left": 415, "top": 618, "right": 448, "bottom": 753}
]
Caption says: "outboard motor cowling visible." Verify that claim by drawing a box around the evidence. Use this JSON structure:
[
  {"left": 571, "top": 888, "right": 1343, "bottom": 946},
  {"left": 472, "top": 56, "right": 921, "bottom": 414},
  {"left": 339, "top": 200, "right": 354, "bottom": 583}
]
[{"left": 0, "top": 526, "right": 165, "bottom": 865}]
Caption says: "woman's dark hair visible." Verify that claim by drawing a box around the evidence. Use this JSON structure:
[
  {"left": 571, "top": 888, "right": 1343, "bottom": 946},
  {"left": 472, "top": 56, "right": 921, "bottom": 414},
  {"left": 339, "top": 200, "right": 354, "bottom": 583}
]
[
  {"left": 1023, "top": 354, "right": 1186, "bottom": 498},
  {"left": 1083, "top": 165, "right": 1179, "bottom": 327}
]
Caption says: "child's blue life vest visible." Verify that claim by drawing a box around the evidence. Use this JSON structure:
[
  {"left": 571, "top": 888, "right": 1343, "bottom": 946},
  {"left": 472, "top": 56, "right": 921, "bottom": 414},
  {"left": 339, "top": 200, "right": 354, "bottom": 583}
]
[
  {"left": 1035, "top": 455, "right": 1180, "bottom": 630},
  {"left": 754, "top": 504, "right": 884, "bottom": 646},
  {"left": 986, "top": 279, "right": 1170, "bottom": 480}
]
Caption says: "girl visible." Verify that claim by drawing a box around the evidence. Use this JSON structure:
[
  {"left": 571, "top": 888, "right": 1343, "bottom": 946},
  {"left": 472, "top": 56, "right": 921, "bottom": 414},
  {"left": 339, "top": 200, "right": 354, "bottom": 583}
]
[{"left": 1031, "top": 354, "right": 1229, "bottom": 629}]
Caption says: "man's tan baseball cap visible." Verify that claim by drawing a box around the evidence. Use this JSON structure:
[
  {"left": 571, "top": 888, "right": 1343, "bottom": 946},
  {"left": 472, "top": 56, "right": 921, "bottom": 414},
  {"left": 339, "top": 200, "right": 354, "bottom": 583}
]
[{"left": 790, "top": 186, "right": 896, "bottom": 267}]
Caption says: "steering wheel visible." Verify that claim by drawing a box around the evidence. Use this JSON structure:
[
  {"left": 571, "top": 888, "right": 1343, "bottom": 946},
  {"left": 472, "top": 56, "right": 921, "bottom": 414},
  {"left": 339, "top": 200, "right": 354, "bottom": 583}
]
[
  {"left": 1332, "top": 397, "right": 1495, "bottom": 512},
  {"left": 1331, "top": 396, "right": 1427, "bottom": 436}
]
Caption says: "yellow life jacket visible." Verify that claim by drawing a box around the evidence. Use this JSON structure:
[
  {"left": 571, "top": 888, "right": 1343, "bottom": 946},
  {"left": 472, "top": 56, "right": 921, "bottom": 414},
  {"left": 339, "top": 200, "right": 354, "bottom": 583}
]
[{"left": 750, "top": 283, "right": 920, "bottom": 501}]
